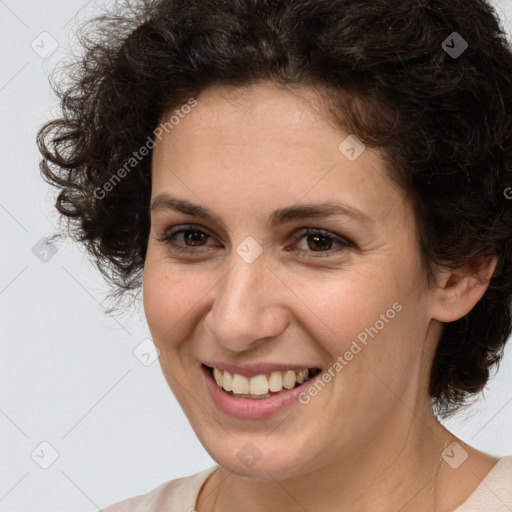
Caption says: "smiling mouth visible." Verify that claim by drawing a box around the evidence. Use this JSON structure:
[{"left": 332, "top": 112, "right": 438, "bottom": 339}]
[{"left": 205, "top": 365, "right": 322, "bottom": 399}]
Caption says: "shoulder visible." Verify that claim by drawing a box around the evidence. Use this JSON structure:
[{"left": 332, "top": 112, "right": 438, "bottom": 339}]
[
  {"left": 455, "top": 456, "right": 512, "bottom": 512},
  {"left": 100, "top": 466, "right": 218, "bottom": 512}
]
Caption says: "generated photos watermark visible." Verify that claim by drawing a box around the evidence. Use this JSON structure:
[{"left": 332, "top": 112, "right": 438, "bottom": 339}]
[
  {"left": 93, "top": 98, "right": 198, "bottom": 200},
  {"left": 298, "top": 301, "right": 403, "bottom": 404}
]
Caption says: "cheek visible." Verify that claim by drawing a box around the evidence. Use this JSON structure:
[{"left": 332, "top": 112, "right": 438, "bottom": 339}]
[
  {"left": 142, "top": 257, "right": 215, "bottom": 345},
  {"left": 143, "top": 260, "right": 190, "bottom": 341},
  {"left": 290, "top": 270, "right": 401, "bottom": 344},
  {"left": 298, "top": 267, "right": 424, "bottom": 386},
  {"left": 326, "top": 297, "right": 427, "bottom": 420}
]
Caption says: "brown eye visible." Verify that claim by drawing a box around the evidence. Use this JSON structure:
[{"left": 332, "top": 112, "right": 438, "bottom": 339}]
[
  {"left": 289, "top": 228, "right": 351, "bottom": 259},
  {"left": 305, "top": 233, "right": 334, "bottom": 252},
  {"left": 157, "top": 225, "right": 351, "bottom": 259},
  {"left": 181, "top": 230, "right": 208, "bottom": 246},
  {"left": 156, "top": 225, "right": 217, "bottom": 254}
]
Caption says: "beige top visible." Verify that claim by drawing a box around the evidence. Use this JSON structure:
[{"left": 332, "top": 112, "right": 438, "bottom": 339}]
[{"left": 101, "top": 456, "right": 512, "bottom": 511}]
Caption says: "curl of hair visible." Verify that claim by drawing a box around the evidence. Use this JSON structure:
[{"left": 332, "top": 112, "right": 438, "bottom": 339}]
[{"left": 37, "top": 0, "right": 512, "bottom": 418}]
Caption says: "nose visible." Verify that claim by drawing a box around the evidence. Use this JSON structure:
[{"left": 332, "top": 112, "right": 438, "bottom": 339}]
[{"left": 203, "top": 250, "right": 289, "bottom": 353}]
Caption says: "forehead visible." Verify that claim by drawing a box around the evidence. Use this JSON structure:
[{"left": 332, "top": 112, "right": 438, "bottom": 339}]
[
  {"left": 150, "top": 82, "right": 408, "bottom": 225},
  {"left": 154, "top": 83, "right": 337, "bottom": 153}
]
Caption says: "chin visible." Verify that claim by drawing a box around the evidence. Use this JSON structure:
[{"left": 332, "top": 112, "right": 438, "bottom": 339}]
[
  {"left": 200, "top": 433, "right": 319, "bottom": 480},
  {"left": 217, "top": 453, "right": 303, "bottom": 480}
]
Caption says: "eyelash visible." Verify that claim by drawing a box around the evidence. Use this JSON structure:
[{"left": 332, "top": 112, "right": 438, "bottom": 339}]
[{"left": 156, "top": 224, "right": 351, "bottom": 259}]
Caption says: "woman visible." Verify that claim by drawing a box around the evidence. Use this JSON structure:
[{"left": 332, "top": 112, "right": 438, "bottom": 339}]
[{"left": 37, "top": 0, "right": 512, "bottom": 510}]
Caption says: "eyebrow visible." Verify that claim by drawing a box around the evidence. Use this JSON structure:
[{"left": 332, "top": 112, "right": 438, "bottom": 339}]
[{"left": 150, "top": 193, "right": 372, "bottom": 226}]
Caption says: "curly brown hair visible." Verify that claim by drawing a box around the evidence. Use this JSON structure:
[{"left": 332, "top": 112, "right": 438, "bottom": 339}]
[{"left": 37, "top": 0, "right": 512, "bottom": 418}]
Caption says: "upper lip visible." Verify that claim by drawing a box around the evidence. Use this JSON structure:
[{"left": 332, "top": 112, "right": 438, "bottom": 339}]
[{"left": 202, "top": 361, "right": 322, "bottom": 378}]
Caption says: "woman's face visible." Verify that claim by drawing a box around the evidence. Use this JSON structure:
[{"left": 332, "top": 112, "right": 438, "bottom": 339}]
[{"left": 143, "top": 82, "right": 441, "bottom": 479}]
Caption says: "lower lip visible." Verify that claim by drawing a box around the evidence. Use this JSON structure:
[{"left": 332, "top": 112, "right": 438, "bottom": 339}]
[{"left": 201, "top": 365, "right": 320, "bottom": 419}]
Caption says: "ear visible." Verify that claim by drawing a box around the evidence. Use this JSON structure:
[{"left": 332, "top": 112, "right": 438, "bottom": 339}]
[{"left": 430, "top": 256, "right": 498, "bottom": 323}]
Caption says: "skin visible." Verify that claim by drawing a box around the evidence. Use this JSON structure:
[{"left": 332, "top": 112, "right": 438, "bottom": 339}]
[{"left": 143, "top": 82, "right": 498, "bottom": 512}]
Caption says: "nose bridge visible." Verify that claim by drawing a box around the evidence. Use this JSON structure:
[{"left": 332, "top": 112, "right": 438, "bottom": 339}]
[{"left": 204, "top": 249, "right": 288, "bottom": 350}]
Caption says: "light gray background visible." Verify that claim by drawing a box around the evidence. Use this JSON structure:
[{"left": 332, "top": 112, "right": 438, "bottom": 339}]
[{"left": 1, "top": 1, "right": 511, "bottom": 510}]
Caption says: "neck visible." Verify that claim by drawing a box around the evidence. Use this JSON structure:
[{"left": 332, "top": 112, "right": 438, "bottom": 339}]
[{"left": 203, "top": 404, "right": 455, "bottom": 512}]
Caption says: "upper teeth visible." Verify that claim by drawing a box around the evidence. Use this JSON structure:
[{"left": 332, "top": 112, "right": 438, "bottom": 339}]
[{"left": 213, "top": 368, "right": 313, "bottom": 395}]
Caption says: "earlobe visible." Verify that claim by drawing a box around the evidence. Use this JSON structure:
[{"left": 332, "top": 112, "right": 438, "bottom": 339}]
[{"left": 431, "top": 256, "right": 498, "bottom": 323}]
